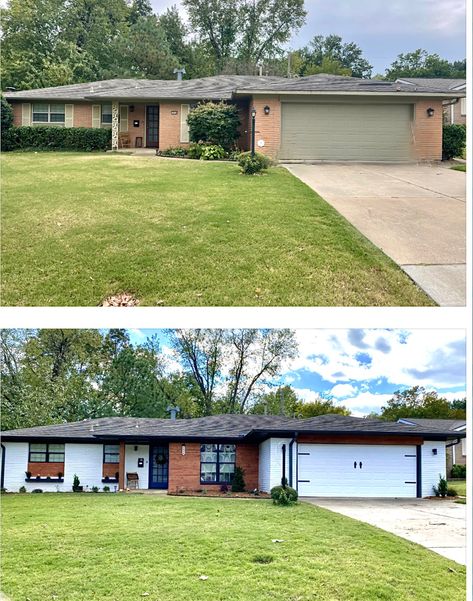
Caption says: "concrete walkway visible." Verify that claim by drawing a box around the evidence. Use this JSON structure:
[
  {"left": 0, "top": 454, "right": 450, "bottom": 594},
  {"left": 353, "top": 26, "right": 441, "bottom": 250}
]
[
  {"left": 285, "top": 163, "right": 466, "bottom": 306},
  {"left": 303, "top": 497, "right": 466, "bottom": 564}
]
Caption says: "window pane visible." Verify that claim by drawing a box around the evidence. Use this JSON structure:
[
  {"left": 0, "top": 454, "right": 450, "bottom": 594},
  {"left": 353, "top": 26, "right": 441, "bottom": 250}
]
[
  {"left": 49, "top": 453, "right": 64, "bottom": 462},
  {"left": 32, "top": 113, "right": 48, "bottom": 122},
  {"left": 102, "top": 104, "right": 112, "bottom": 123},
  {"left": 30, "top": 443, "right": 47, "bottom": 452},
  {"left": 104, "top": 444, "right": 119, "bottom": 454},
  {"left": 219, "top": 463, "right": 235, "bottom": 482},
  {"left": 30, "top": 452, "right": 47, "bottom": 462},
  {"left": 104, "top": 453, "right": 119, "bottom": 463},
  {"left": 33, "top": 103, "right": 48, "bottom": 113},
  {"left": 50, "top": 103, "right": 64, "bottom": 113},
  {"left": 50, "top": 113, "right": 65, "bottom": 122},
  {"left": 201, "top": 463, "right": 217, "bottom": 482},
  {"left": 48, "top": 444, "right": 64, "bottom": 452}
]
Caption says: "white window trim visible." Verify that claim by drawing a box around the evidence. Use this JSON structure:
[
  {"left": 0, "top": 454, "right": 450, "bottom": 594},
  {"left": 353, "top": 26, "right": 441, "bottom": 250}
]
[
  {"left": 461, "top": 438, "right": 466, "bottom": 456},
  {"left": 460, "top": 97, "right": 466, "bottom": 116},
  {"left": 32, "top": 103, "right": 65, "bottom": 124},
  {"left": 101, "top": 104, "right": 113, "bottom": 126}
]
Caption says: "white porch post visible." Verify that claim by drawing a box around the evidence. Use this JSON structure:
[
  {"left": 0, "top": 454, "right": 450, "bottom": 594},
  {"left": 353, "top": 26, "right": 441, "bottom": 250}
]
[{"left": 111, "top": 100, "right": 119, "bottom": 150}]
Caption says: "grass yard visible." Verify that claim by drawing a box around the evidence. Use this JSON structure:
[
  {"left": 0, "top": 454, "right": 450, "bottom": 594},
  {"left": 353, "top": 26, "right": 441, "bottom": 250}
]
[
  {"left": 449, "top": 480, "right": 466, "bottom": 496},
  {"left": 451, "top": 164, "right": 466, "bottom": 172},
  {"left": 1, "top": 153, "right": 433, "bottom": 306},
  {"left": 1, "top": 494, "right": 465, "bottom": 601}
]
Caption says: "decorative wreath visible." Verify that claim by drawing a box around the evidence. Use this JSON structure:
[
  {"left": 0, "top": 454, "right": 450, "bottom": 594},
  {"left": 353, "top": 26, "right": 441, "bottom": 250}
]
[{"left": 155, "top": 453, "right": 167, "bottom": 465}]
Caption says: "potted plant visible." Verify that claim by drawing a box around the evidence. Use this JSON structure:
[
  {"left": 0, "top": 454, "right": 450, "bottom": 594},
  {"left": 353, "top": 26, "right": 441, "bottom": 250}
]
[
  {"left": 25, "top": 471, "right": 32, "bottom": 479},
  {"left": 57, "top": 471, "right": 63, "bottom": 479},
  {"left": 72, "top": 474, "right": 83, "bottom": 492},
  {"left": 36, "top": 475, "right": 41, "bottom": 480},
  {"left": 115, "top": 471, "right": 119, "bottom": 481},
  {"left": 46, "top": 475, "right": 51, "bottom": 480},
  {"left": 104, "top": 475, "right": 109, "bottom": 482}
]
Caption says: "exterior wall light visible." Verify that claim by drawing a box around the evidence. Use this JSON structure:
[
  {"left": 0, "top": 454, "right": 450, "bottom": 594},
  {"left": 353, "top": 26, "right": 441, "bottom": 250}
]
[
  {"left": 264, "top": 105, "right": 270, "bottom": 115},
  {"left": 432, "top": 448, "right": 437, "bottom": 455},
  {"left": 426, "top": 107, "right": 435, "bottom": 117},
  {"left": 181, "top": 443, "right": 186, "bottom": 456},
  {"left": 129, "top": 105, "right": 135, "bottom": 112}
]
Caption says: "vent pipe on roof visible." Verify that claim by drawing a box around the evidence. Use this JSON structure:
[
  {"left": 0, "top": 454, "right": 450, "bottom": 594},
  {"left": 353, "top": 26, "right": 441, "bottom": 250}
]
[
  {"left": 167, "top": 405, "right": 180, "bottom": 420},
  {"left": 173, "top": 67, "right": 186, "bottom": 81}
]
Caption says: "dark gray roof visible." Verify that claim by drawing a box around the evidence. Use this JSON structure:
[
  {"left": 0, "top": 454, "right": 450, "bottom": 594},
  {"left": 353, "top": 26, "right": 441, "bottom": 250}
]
[
  {"left": 1, "top": 414, "right": 464, "bottom": 441},
  {"left": 398, "top": 418, "right": 466, "bottom": 431},
  {"left": 4, "top": 74, "right": 464, "bottom": 102},
  {"left": 396, "top": 78, "right": 466, "bottom": 91}
]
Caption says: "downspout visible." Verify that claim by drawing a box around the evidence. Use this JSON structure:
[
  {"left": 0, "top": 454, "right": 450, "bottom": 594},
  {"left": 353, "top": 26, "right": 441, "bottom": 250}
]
[
  {"left": 1, "top": 444, "right": 5, "bottom": 490},
  {"left": 281, "top": 444, "right": 286, "bottom": 486},
  {"left": 288, "top": 433, "right": 297, "bottom": 488}
]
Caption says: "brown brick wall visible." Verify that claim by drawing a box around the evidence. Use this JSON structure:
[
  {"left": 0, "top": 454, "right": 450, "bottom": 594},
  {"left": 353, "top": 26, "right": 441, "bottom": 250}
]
[
  {"left": 297, "top": 434, "right": 423, "bottom": 445},
  {"left": 127, "top": 103, "right": 146, "bottom": 147},
  {"left": 250, "top": 96, "right": 281, "bottom": 159},
  {"left": 168, "top": 442, "right": 259, "bottom": 492},
  {"left": 159, "top": 102, "right": 189, "bottom": 150},
  {"left": 413, "top": 99, "right": 443, "bottom": 161},
  {"left": 12, "top": 102, "right": 22, "bottom": 126},
  {"left": 444, "top": 99, "right": 466, "bottom": 125},
  {"left": 27, "top": 462, "right": 64, "bottom": 477},
  {"left": 103, "top": 463, "right": 120, "bottom": 478}
]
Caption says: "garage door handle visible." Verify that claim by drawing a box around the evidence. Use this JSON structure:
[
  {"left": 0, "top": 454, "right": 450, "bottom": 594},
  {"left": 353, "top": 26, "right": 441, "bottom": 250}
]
[
  {"left": 353, "top": 461, "right": 357, "bottom": 468},
  {"left": 359, "top": 461, "right": 362, "bottom": 469}
]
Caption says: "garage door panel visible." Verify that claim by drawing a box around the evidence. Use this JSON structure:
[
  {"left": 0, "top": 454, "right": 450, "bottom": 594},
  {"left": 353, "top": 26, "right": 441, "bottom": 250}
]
[
  {"left": 281, "top": 103, "right": 414, "bottom": 161},
  {"left": 297, "top": 444, "right": 417, "bottom": 497}
]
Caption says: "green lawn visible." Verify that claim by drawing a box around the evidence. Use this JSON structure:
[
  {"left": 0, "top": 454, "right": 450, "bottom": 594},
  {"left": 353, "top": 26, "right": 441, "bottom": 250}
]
[
  {"left": 449, "top": 480, "right": 466, "bottom": 496},
  {"left": 451, "top": 164, "right": 466, "bottom": 172},
  {"left": 1, "top": 153, "right": 433, "bottom": 306},
  {"left": 1, "top": 494, "right": 465, "bottom": 601}
]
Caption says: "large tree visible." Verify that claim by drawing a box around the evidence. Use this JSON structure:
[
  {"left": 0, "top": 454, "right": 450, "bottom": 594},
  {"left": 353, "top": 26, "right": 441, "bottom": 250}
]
[
  {"left": 385, "top": 49, "right": 466, "bottom": 80},
  {"left": 377, "top": 386, "right": 466, "bottom": 422},
  {"left": 250, "top": 386, "right": 351, "bottom": 416},
  {"left": 167, "top": 329, "right": 298, "bottom": 414}
]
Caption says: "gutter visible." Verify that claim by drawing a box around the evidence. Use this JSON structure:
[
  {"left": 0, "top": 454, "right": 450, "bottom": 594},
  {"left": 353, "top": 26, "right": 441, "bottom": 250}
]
[
  {"left": 235, "top": 90, "right": 465, "bottom": 99},
  {"left": 1, "top": 444, "right": 5, "bottom": 490},
  {"left": 288, "top": 433, "right": 297, "bottom": 488},
  {"left": 446, "top": 438, "right": 461, "bottom": 448}
]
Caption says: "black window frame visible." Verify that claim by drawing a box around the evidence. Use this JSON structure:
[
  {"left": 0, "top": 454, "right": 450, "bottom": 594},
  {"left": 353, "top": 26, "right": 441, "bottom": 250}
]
[
  {"left": 200, "top": 443, "right": 236, "bottom": 485},
  {"left": 103, "top": 444, "right": 120, "bottom": 464},
  {"left": 28, "top": 442, "right": 65, "bottom": 463}
]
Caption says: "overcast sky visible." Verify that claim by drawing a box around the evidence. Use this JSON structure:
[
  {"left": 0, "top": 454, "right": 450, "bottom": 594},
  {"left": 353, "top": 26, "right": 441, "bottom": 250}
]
[
  {"left": 128, "top": 329, "right": 466, "bottom": 417},
  {"left": 149, "top": 0, "right": 466, "bottom": 73}
]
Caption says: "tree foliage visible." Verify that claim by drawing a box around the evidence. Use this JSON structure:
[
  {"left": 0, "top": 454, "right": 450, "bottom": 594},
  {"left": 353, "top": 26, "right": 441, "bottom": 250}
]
[
  {"left": 376, "top": 386, "right": 466, "bottom": 422},
  {"left": 385, "top": 49, "right": 466, "bottom": 80},
  {"left": 1, "top": 98, "right": 14, "bottom": 133},
  {"left": 295, "top": 35, "right": 372, "bottom": 78},
  {"left": 250, "top": 386, "right": 350, "bottom": 417}
]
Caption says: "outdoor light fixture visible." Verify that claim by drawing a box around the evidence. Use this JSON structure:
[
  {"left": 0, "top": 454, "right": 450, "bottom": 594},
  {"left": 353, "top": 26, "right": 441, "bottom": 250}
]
[
  {"left": 181, "top": 443, "right": 186, "bottom": 456},
  {"left": 251, "top": 108, "right": 257, "bottom": 119},
  {"left": 264, "top": 105, "right": 270, "bottom": 115},
  {"left": 129, "top": 105, "right": 135, "bottom": 112},
  {"left": 432, "top": 448, "right": 438, "bottom": 455},
  {"left": 426, "top": 107, "right": 435, "bottom": 117}
]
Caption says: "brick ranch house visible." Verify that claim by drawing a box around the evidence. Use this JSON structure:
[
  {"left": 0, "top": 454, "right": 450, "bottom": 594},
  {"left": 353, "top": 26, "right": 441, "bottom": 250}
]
[
  {"left": 0, "top": 414, "right": 465, "bottom": 497},
  {"left": 4, "top": 74, "right": 465, "bottom": 162}
]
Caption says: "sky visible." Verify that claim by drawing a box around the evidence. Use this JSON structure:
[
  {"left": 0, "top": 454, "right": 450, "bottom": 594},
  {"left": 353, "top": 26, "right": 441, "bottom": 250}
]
[
  {"left": 128, "top": 329, "right": 467, "bottom": 417},
  {"left": 149, "top": 0, "right": 466, "bottom": 74}
]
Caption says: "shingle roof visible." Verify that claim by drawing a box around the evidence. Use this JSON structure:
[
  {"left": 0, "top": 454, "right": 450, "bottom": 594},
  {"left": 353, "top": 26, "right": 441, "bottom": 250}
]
[
  {"left": 4, "top": 74, "right": 465, "bottom": 101},
  {"left": 396, "top": 78, "right": 466, "bottom": 91},
  {"left": 398, "top": 418, "right": 466, "bottom": 431},
  {"left": 1, "top": 414, "right": 464, "bottom": 441}
]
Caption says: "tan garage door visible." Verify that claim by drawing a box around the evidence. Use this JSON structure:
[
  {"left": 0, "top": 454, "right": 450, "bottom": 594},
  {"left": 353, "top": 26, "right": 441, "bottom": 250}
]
[{"left": 281, "top": 102, "right": 414, "bottom": 161}]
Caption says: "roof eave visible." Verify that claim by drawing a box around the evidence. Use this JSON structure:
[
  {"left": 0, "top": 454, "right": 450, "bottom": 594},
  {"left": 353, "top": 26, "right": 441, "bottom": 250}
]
[{"left": 236, "top": 90, "right": 465, "bottom": 98}]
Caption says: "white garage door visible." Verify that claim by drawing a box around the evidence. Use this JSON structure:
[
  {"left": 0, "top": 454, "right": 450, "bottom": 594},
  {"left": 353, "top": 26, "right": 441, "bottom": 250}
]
[
  {"left": 281, "top": 103, "right": 414, "bottom": 161},
  {"left": 297, "top": 444, "right": 417, "bottom": 498}
]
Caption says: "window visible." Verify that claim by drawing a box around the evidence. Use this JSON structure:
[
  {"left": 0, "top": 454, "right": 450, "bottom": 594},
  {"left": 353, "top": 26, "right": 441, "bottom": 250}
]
[
  {"left": 29, "top": 443, "right": 65, "bottom": 462},
  {"left": 32, "top": 103, "right": 65, "bottom": 123},
  {"left": 101, "top": 104, "right": 113, "bottom": 124},
  {"left": 103, "top": 444, "right": 120, "bottom": 463},
  {"left": 461, "top": 438, "right": 466, "bottom": 456},
  {"left": 460, "top": 97, "right": 466, "bottom": 116},
  {"left": 200, "top": 444, "right": 235, "bottom": 484}
]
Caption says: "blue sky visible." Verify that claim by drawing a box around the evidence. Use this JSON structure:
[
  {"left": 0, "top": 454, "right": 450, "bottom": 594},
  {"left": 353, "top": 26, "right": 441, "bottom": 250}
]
[
  {"left": 128, "top": 329, "right": 466, "bottom": 416},
  {"left": 149, "top": 0, "right": 466, "bottom": 74}
]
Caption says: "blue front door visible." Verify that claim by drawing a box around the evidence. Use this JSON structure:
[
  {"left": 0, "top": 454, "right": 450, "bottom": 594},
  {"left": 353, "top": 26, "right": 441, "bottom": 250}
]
[{"left": 149, "top": 445, "right": 169, "bottom": 489}]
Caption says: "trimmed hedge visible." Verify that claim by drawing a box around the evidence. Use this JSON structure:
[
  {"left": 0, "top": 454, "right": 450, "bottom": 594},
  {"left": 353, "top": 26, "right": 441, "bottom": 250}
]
[
  {"left": 1, "top": 126, "right": 112, "bottom": 151},
  {"left": 270, "top": 485, "right": 298, "bottom": 505},
  {"left": 187, "top": 102, "right": 241, "bottom": 150},
  {"left": 451, "top": 463, "right": 466, "bottom": 478},
  {"left": 442, "top": 124, "right": 466, "bottom": 160}
]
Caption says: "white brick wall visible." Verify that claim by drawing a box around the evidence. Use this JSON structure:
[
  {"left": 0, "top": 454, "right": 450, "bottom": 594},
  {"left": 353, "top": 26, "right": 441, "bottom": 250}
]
[
  {"left": 422, "top": 441, "right": 446, "bottom": 497},
  {"left": 258, "top": 439, "right": 271, "bottom": 492}
]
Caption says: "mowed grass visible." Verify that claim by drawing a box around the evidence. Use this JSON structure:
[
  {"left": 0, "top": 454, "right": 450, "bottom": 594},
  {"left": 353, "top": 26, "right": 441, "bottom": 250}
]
[
  {"left": 451, "top": 164, "right": 466, "bottom": 172},
  {"left": 1, "top": 153, "right": 433, "bottom": 306},
  {"left": 1, "top": 494, "right": 465, "bottom": 601},
  {"left": 450, "top": 480, "right": 466, "bottom": 496}
]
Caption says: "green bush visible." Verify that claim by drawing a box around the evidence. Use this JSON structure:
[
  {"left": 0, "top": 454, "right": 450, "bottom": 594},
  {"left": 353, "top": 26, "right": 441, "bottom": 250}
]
[
  {"left": 442, "top": 124, "right": 466, "bottom": 160},
  {"left": 91, "top": 486, "right": 99, "bottom": 493},
  {"left": 433, "top": 475, "right": 449, "bottom": 498},
  {"left": 231, "top": 466, "right": 246, "bottom": 492},
  {"left": 200, "top": 144, "right": 225, "bottom": 160},
  {"left": 446, "top": 487, "right": 458, "bottom": 497},
  {"left": 103, "top": 485, "right": 110, "bottom": 492},
  {"left": 19, "top": 486, "right": 27, "bottom": 493},
  {"left": 187, "top": 142, "right": 204, "bottom": 159},
  {"left": 1, "top": 97, "right": 14, "bottom": 134},
  {"left": 270, "top": 485, "right": 298, "bottom": 506},
  {"left": 158, "top": 146, "right": 187, "bottom": 157},
  {"left": 187, "top": 102, "right": 241, "bottom": 150},
  {"left": 238, "top": 151, "right": 271, "bottom": 175},
  {"left": 451, "top": 464, "right": 466, "bottom": 478},
  {"left": 1, "top": 126, "right": 111, "bottom": 151}
]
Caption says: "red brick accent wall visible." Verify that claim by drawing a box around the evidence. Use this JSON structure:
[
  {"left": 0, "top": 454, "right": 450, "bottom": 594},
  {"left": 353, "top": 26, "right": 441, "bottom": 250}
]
[
  {"left": 103, "top": 463, "right": 120, "bottom": 478},
  {"left": 27, "top": 462, "right": 64, "bottom": 477},
  {"left": 168, "top": 442, "right": 259, "bottom": 492},
  {"left": 159, "top": 102, "right": 189, "bottom": 150},
  {"left": 297, "top": 434, "right": 423, "bottom": 445},
  {"left": 127, "top": 103, "right": 146, "bottom": 147},
  {"left": 251, "top": 96, "right": 281, "bottom": 159},
  {"left": 413, "top": 99, "right": 443, "bottom": 161}
]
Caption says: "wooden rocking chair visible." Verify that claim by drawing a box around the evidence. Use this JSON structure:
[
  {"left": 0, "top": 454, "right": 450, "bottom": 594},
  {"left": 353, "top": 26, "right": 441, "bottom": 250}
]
[{"left": 119, "top": 133, "right": 131, "bottom": 149}]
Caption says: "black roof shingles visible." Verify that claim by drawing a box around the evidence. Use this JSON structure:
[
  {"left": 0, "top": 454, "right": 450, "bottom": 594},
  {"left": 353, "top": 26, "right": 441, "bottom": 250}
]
[{"left": 1, "top": 414, "right": 464, "bottom": 441}]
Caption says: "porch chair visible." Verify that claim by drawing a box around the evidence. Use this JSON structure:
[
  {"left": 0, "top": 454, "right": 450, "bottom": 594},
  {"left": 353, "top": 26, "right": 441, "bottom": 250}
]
[
  {"left": 119, "top": 133, "right": 131, "bottom": 149},
  {"left": 126, "top": 472, "right": 139, "bottom": 490}
]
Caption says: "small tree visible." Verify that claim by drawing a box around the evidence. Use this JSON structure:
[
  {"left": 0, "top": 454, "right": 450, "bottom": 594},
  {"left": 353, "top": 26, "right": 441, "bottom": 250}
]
[
  {"left": 1, "top": 97, "right": 14, "bottom": 134},
  {"left": 187, "top": 102, "right": 241, "bottom": 150},
  {"left": 231, "top": 466, "right": 246, "bottom": 492}
]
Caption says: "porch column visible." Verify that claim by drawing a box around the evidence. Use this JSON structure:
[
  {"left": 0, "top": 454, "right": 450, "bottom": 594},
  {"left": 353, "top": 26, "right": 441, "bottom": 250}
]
[
  {"left": 119, "top": 441, "right": 125, "bottom": 490},
  {"left": 111, "top": 100, "right": 119, "bottom": 150}
]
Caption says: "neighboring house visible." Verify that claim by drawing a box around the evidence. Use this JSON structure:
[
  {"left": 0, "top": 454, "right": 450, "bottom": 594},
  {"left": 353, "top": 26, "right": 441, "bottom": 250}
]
[
  {"left": 396, "top": 78, "right": 466, "bottom": 125},
  {"left": 0, "top": 414, "right": 465, "bottom": 498},
  {"left": 4, "top": 74, "right": 465, "bottom": 162},
  {"left": 398, "top": 418, "right": 467, "bottom": 476}
]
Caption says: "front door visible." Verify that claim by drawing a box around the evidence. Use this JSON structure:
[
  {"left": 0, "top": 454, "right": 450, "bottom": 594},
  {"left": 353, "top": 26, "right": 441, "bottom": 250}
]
[
  {"left": 146, "top": 105, "right": 159, "bottom": 148},
  {"left": 149, "top": 445, "right": 169, "bottom": 489}
]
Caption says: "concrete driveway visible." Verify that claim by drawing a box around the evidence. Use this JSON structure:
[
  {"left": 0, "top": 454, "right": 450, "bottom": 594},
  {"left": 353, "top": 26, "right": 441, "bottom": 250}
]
[
  {"left": 303, "top": 497, "right": 466, "bottom": 564},
  {"left": 285, "top": 163, "right": 466, "bottom": 306}
]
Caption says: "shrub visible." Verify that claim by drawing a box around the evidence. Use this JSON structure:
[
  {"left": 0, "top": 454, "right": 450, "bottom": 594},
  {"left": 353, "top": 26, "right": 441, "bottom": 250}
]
[
  {"left": 1, "top": 125, "right": 112, "bottom": 152},
  {"left": 19, "top": 486, "right": 27, "bottom": 493},
  {"left": 103, "top": 485, "right": 110, "bottom": 493},
  {"left": 200, "top": 144, "right": 225, "bottom": 160},
  {"left": 442, "top": 124, "right": 466, "bottom": 160},
  {"left": 231, "top": 466, "right": 246, "bottom": 492},
  {"left": 31, "top": 489, "right": 43, "bottom": 493},
  {"left": 220, "top": 483, "right": 229, "bottom": 493},
  {"left": 1, "top": 97, "right": 14, "bottom": 134},
  {"left": 91, "top": 486, "right": 99, "bottom": 493},
  {"left": 238, "top": 151, "right": 271, "bottom": 175},
  {"left": 187, "top": 142, "right": 204, "bottom": 159},
  {"left": 451, "top": 464, "right": 466, "bottom": 478},
  {"left": 188, "top": 102, "right": 240, "bottom": 150},
  {"left": 270, "top": 485, "right": 298, "bottom": 506},
  {"left": 433, "top": 475, "right": 449, "bottom": 498},
  {"left": 72, "top": 474, "right": 80, "bottom": 490},
  {"left": 158, "top": 146, "right": 187, "bottom": 157},
  {"left": 447, "top": 487, "right": 458, "bottom": 497}
]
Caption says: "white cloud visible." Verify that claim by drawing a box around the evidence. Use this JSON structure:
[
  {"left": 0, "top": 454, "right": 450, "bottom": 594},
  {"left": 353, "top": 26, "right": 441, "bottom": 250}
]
[{"left": 330, "top": 383, "right": 358, "bottom": 398}]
